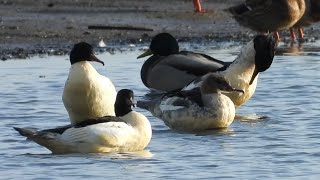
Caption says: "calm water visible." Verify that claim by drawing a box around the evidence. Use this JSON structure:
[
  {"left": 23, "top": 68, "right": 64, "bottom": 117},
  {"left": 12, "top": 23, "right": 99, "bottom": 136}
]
[{"left": 1, "top": 41, "right": 320, "bottom": 179}]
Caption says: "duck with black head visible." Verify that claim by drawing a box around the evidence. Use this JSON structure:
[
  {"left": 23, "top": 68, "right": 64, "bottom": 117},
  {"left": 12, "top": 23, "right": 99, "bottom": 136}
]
[
  {"left": 14, "top": 89, "right": 152, "bottom": 154},
  {"left": 63, "top": 42, "right": 117, "bottom": 125},
  {"left": 184, "top": 35, "right": 276, "bottom": 108},
  {"left": 138, "top": 34, "right": 276, "bottom": 108},
  {"left": 138, "top": 33, "right": 231, "bottom": 92}
]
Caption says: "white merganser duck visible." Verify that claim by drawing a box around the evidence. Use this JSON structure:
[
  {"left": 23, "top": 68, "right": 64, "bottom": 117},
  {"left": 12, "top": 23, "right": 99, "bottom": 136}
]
[
  {"left": 63, "top": 42, "right": 117, "bottom": 124},
  {"left": 137, "top": 74, "right": 243, "bottom": 132},
  {"left": 183, "top": 35, "right": 275, "bottom": 108},
  {"left": 138, "top": 33, "right": 231, "bottom": 92},
  {"left": 14, "top": 89, "right": 152, "bottom": 154}
]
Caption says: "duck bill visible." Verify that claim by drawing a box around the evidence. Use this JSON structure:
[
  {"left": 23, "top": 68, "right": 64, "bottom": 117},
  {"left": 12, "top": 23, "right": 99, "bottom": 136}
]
[
  {"left": 90, "top": 54, "right": 104, "bottom": 66},
  {"left": 249, "top": 67, "right": 259, "bottom": 85},
  {"left": 137, "top": 49, "right": 153, "bottom": 59}
]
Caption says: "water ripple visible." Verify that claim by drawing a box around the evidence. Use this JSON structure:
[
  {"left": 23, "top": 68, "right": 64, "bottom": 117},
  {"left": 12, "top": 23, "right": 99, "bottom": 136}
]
[{"left": 1, "top": 47, "right": 320, "bottom": 179}]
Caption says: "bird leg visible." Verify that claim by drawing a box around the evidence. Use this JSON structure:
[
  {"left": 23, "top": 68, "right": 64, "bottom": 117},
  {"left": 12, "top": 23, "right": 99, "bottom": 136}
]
[
  {"left": 289, "top": 28, "right": 296, "bottom": 41},
  {"left": 193, "top": 0, "right": 206, "bottom": 13},
  {"left": 273, "top": 32, "right": 280, "bottom": 42},
  {"left": 298, "top": 28, "right": 304, "bottom": 40}
]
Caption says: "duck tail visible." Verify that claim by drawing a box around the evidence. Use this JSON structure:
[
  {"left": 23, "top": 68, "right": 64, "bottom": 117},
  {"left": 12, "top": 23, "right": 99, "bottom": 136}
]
[
  {"left": 137, "top": 100, "right": 155, "bottom": 111},
  {"left": 13, "top": 127, "right": 37, "bottom": 137},
  {"left": 14, "top": 127, "right": 56, "bottom": 141},
  {"left": 14, "top": 127, "right": 67, "bottom": 153}
]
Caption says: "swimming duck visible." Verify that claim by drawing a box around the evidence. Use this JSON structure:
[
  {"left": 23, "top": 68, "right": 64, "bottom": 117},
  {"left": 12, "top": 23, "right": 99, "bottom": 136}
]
[
  {"left": 137, "top": 74, "right": 243, "bottom": 132},
  {"left": 227, "top": 0, "right": 306, "bottom": 41},
  {"left": 63, "top": 42, "right": 117, "bottom": 125},
  {"left": 290, "top": 0, "right": 320, "bottom": 40},
  {"left": 139, "top": 34, "right": 275, "bottom": 108},
  {"left": 138, "top": 33, "right": 231, "bottom": 92},
  {"left": 183, "top": 35, "right": 276, "bottom": 108},
  {"left": 14, "top": 89, "right": 152, "bottom": 154}
]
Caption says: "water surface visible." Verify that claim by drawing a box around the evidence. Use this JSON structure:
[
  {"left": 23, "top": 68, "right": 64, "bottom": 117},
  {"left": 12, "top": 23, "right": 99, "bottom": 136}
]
[{"left": 1, "top": 41, "right": 320, "bottom": 179}]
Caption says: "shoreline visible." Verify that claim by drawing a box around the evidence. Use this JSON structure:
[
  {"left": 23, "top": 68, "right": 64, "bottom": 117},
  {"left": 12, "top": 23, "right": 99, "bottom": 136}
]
[{"left": 1, "top": 0, "right": 320, "bottom": 60}]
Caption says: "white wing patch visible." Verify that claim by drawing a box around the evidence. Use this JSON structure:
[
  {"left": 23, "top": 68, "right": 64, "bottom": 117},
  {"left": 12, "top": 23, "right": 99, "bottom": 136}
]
[{"left": 61, "top": 122, "right": 134, "bottom": 147}]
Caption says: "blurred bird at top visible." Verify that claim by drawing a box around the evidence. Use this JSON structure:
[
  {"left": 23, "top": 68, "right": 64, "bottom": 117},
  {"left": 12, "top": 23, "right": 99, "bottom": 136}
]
[
  {"left": 290, "top": 0, "right": 320, "bottom": 41},
  {"left": 227, "top": 0, "right": 306, "bottom": 41}
]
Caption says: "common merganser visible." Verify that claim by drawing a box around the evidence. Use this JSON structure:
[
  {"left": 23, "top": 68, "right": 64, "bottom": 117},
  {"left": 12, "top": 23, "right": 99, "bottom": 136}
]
[
  {"left": 14, "top": 89, "right": 152, "bottom": 154},
  {"left": 137, "top": 74, "right": 243, "bottom": 132},
  {"left": 63, "top": 42, "right": 117, "bottom": 124},
  {"left": 183, "top": 35, "right": 276, "bottom": 108}
]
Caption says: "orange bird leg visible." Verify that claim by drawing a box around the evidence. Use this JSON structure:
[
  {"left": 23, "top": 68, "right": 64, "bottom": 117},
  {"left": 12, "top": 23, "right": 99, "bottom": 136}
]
[
  {"left": 298, "top": 28, "right": 304, "bottom": 40},
  {"left": 273, "top": 32, "right": 280, "bottom": 42},
  {"left": 193, "top": 0, "right": 205, "bottom": 13},
  {"left": 290, "top": 28, "right": 296, "bottom": 41}
]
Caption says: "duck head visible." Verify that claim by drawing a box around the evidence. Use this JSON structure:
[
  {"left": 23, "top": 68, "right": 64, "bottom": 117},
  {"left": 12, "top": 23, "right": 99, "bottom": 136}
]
[
  {"left": 250, "top": 35, "right": 276, "bottom": 85},
  {"left": 201, "top": 74, "right": 244, "bottom": 94},
  {"left": 137, "top": 33, "right": 179, "bottom": 58},
  {"left": 114, "top": 89, "right": 135, "bottom": 117},
  {"left": 70, "top": 42, "right": 104, "bottom": 66}
]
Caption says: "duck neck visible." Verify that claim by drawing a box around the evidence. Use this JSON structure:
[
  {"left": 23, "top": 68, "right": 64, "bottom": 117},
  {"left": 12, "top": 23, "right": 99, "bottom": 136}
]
[
  {"left": 221, "top": 41, "right": 256, "bottom": 87},
  {"left": 115, "top": 103, "right": 132, "bottom": 117},
  {"left": 70, "top": 61, "right": 99, "bottom": 75}
]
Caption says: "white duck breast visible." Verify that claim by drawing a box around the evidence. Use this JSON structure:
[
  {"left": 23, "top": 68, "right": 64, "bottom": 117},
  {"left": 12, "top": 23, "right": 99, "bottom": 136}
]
[
  {"left": 63, "top": 42, "right": 117, "bottom": 124},
  {"left": 63, "top": 61, "right": 116, "bottom": 124}
]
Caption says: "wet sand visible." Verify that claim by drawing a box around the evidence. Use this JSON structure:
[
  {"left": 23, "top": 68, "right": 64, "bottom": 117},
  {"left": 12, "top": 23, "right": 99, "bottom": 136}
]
[{"left": 1, "top": 0, "right": 320, "bottom": 59}]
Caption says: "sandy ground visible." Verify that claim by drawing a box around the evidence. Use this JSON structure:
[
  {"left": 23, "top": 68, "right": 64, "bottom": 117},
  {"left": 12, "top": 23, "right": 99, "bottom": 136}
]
[{"left": 1, "top": 0, "right": 320, "bottom": 59}]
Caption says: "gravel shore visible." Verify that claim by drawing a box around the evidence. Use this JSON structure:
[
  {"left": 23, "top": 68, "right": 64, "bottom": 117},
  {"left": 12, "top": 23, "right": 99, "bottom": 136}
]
[{"left": 1, "top": 0, "right": 320, "bottom": 60}]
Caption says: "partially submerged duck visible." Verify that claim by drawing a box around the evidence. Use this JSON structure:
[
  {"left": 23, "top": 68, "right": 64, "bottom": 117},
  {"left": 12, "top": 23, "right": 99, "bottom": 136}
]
[
  {"left": 14, "top": 89, "right": 152, "bottom": 154},
  {"left": 137, "top": 74, "right": 243, "bottom": 132},
  {"left": 63, "top": 42, "right": 117, "bottom": 124},
  {"left": 227, "top": 0, "right": 306, "bottom": 41},
  {"left": 138, "top": 33, "right": 231, "bottom": 92}
]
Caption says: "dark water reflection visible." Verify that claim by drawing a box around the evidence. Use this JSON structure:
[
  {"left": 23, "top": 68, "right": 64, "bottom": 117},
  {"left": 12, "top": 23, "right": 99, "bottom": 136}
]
[{"left": 1, "top": 41, "right": 320, "bottom": 179}]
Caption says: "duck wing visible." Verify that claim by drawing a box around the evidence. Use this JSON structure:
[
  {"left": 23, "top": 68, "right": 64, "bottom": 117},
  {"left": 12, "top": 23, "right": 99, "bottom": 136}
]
[
  {"left": 15, "top": 116, "right": 127, "bottom": 136},
  {"left": 228, "top": 0, "right": 271, "bottom": 15},
  {"left": 166, "top": 88, "right": 203, "bottom": 107},
  {"left": 61, "top": 120, "right": 133, "bottom": 148},
  {"left": 161, "top": 51, "right": 229, "bottom": 76}
]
